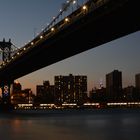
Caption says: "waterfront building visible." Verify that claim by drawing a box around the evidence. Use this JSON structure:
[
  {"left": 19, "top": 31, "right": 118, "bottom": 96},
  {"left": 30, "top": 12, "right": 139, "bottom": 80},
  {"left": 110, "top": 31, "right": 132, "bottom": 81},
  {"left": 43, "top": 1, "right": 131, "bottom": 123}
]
[
  {"left": 12, "top": 81, "right": 22, "bottom": 94},
  {"left": 106, "top": 70, "right": 122, "bottom": 101},
  {"left": 135, "top": 73, "right": 140, "bottom": 100},
  {"left": 135, "top": 74, "right": 140, "bottom": 93},
  {"left": 54, "top": 74, "right": 87, "bottom": 104},
  {"left": 36, "top": 85, "right": 44, "bottom": 97},
  {"left": 89, "top": 87, "right": 106, "bottom": 102},
  {"left": 36, "top": 81, "right": 54, "bottom": 103},
  {"left": 123, "top": 86, "right": 136, "bottom": 101},
  {"left": 11, "top": 81, "right": 33, "bottom": 104}
]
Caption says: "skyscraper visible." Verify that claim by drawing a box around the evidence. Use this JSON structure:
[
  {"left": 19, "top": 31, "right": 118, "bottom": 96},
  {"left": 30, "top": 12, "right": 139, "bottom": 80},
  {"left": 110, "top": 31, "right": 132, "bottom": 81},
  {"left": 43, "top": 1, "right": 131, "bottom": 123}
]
[
  {"left": 135, "top": 73, "right": 140, "bottom": 95},
  {"left": 135, "top": 73, "right": 140, "bottom": 93},
  {"left": 106, "top": 70, "right": 122, "bottom": 101}
]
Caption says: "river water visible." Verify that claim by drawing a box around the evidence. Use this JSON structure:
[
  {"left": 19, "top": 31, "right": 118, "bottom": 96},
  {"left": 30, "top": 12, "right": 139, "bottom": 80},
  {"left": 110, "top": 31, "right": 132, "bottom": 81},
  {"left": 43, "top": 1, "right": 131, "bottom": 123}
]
[{"left": 0, "top": 109, "right": 140, "bottom": 140}]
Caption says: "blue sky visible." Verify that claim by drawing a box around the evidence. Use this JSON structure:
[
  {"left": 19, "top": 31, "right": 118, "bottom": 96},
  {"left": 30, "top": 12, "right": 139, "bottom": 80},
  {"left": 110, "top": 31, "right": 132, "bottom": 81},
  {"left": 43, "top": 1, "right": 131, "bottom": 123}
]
[{"left": 0, "top": 0, "right": 140, "bottom": 94}]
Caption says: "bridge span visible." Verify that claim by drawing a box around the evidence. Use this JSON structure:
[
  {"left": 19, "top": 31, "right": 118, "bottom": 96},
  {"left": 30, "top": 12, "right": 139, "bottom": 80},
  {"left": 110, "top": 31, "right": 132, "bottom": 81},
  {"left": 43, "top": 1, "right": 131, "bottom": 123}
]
[{"left": 0, "top": 0, "right": 139, "bottom": 84}]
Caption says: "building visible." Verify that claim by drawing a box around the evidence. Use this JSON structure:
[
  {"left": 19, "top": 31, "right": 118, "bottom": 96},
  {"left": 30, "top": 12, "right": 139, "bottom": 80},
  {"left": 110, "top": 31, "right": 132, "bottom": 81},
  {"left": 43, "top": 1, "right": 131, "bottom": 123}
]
[
  {"left": 36, "top": 81, "right": 54, "bottom": 103},
  {"left": 11, "top": 81, "right": 22, "bottom": 104},
  {"left": 21, "top": 88, "right": 33, "bottom": 103},
  {"left": 36, "top": 85, "right": 44, "bottom": 97},
  {"left": 106, "top": 70, "right": 122, "bottom": 101},
  {"left": 135, "top": 73, "right": 140, "bottom": 100},
  {"left": 89, "top": 87, "right": 106, "bottom": 102},
  {"left": 123, "top": 86, "right": 136, "bottom": 101},
  {"left": 54, "top": 74, "right": 87, "bottom": 104},
  {"left": 12, "top": 81, "right": 22, "bottom": 94},
  {"left": 135, "top": 74, "right": 140, "bottom": 92},
  {"left": 11, "top": 81, "right": 33, "bottom": 104}
]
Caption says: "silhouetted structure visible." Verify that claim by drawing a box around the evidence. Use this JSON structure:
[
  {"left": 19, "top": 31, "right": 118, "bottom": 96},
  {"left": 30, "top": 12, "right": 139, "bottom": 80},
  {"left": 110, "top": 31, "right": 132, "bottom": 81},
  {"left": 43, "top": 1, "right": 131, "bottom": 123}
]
[
  {"left": 89, "top": 87, "right": 106, "bottom": 102},
  {"left": 0, "top": 39, "right": 12, "bottom": 109},
  {"left": 136, "top": 74, "right": 140, "bottom": 93},
  {"left": 106, "top": 70, "right": 122, "bottom": 101},
  {"left": 0, "top": 0, "right": 139, "bottom": 86},
  {"left": 12, "top": 81, "right": 22, "bottom": 94},
  {"left": 36, "top": 81, "right": 54, "bottom": 103},
  {"left": 135, "top": 74, "right": 140, "bottom": 100},
  {"left": 123, "top": 86, "right": 136, "bottom": 101},
  {"left": 11, "top": 81, "right": 33, "bottom": 104},
  {"left": 0, "top": 38, "right": 12, "bottom": 62}
]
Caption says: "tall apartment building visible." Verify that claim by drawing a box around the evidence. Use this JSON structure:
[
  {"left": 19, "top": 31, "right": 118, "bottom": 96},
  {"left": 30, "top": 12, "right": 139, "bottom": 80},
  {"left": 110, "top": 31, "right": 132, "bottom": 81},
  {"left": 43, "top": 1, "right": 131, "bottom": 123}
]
[
  {"left": 54, "top": 74, "right": 87, "bottom": 104},
  {"left": 106, "top": 70, "right": 122, "bottom": 101},
  {"left": 135, "top": 74, "right": 140, "bottom": 91},
  {"left": 135, "top": 74, "right": 140, "bottom": 95}
]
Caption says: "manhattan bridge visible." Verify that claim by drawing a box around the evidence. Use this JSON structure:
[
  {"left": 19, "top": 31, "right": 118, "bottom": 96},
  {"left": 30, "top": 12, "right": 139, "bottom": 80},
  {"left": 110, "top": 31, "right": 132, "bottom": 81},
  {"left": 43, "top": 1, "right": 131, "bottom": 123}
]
[{"left": 0, "top": 0, "right": 139, "bottom": 110}]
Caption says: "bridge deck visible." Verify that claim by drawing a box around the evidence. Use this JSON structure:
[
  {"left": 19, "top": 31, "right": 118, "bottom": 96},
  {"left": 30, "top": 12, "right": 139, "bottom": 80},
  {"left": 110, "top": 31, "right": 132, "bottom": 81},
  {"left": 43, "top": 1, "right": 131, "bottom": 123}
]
[{"left": 0, "top": 0, "right": 139, "bottom": 84}]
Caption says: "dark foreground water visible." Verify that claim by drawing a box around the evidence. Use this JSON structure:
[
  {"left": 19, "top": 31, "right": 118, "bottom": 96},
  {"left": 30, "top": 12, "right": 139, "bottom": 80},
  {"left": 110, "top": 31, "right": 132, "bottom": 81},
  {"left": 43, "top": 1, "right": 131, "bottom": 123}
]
[{"left": 0, "top": 109, "right": 140, "bottom": 140}]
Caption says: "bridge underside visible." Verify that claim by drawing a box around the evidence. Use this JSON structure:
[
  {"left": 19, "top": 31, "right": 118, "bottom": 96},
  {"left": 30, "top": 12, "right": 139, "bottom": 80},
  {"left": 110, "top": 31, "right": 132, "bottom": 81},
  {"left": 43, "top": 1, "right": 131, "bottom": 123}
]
[{"left": 0, "top": 0, "right": 139, "bottom": 83}]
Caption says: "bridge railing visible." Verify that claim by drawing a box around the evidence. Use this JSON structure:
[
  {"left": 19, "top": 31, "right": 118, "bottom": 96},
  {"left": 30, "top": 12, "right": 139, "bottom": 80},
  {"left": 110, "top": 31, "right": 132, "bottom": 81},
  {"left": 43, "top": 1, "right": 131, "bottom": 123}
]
[{"left": 0, "top": 0, "right": 111, "bottom": 69}]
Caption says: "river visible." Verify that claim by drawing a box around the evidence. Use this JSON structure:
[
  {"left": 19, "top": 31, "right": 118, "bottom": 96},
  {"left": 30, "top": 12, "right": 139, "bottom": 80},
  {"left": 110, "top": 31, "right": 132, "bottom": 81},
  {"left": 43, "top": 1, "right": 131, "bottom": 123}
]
[{"left": 0, "top": 109, "right": 140, "bottom": 140}]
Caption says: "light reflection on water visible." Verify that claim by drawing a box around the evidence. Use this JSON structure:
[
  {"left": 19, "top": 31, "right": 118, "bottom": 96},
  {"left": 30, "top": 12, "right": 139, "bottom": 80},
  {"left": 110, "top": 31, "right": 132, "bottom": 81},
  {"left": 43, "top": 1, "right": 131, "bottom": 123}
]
[{"left": 0, "top": 109, "right": 140, "bottom": 140}]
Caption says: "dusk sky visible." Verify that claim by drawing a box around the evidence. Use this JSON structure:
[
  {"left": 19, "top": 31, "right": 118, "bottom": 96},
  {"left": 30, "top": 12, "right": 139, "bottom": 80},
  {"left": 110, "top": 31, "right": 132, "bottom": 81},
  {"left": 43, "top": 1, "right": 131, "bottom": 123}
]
[{"left": 0, "top": 0, "right": 140, "bottom": 94}]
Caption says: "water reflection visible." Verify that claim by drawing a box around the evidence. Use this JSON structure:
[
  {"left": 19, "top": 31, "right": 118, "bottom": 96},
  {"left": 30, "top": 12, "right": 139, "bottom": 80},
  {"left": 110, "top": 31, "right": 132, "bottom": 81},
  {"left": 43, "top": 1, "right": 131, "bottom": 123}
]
[{"left": 0, "top": 109, "right": 140, "bottom": 140}]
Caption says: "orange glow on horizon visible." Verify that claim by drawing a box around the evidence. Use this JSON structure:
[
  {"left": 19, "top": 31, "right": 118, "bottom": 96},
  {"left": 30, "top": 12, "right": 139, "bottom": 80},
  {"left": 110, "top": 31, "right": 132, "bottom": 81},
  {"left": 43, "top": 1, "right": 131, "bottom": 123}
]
[{"left": 14, "top": 80, "right": 19, "bottom": 84}]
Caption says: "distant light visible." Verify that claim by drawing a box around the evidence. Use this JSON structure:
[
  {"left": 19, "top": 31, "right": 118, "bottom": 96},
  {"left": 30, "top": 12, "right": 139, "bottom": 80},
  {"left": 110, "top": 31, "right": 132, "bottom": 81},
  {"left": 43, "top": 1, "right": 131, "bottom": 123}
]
[
  {"left": 51, "top": 27, "right": 55, "bottom": 32},
  {"left": 60, "top": 9, "right": 62, "bottom": 12},
  {"left": 67, "top": 1, "right": 70, "bottom": 3},
  {"left": 23, "top": 48, "right": 26, "bottom": 50},
  {"left": 73, "top": 0, "right": 76, "bottom": 4},
  {"left": 53, "top": 16, "right": 55, "bottom": 19},
  {"left": 65, "top": 17, "right": 69, "bottom": 22},
  {"left": 31, "top": 42, "right": 34, "bottom": 45},
  {"left": 40, "top": 35, "right": 43, "bottom": 39},
  {"left": 17, "top": 52, "right": 20, "bottom": 55},
  {"left": 83, "top": 5, "right": 87, "bottom": 10}
]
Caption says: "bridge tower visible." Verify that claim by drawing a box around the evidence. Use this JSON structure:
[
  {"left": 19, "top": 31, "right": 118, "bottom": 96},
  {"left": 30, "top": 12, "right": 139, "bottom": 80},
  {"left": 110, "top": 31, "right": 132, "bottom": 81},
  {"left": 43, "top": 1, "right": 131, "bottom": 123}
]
[
  {"left": 0, "top": 38, "right": 12, "bottom": 61},
  {"left": 0, "top": 39, "right": 12, "bottom": 110}
]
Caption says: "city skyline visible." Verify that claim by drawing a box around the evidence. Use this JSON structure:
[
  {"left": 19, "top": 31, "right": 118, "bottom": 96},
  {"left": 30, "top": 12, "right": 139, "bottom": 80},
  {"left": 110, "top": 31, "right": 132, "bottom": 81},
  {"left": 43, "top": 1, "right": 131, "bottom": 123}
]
[
  {"left": 16, "top": 71, "right": 140, "bottom": 95},
  {"left": 10, "top": 72, "right": 140, "bottom": 105},
  {"left": 0, "top": 0, "right": 140, "bottom": 94}
]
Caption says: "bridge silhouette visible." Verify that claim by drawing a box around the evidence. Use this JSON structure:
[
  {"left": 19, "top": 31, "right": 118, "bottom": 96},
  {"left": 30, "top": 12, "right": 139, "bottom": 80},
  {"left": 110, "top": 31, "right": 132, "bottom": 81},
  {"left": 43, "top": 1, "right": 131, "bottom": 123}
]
[{"left": 0, "top": 0, "right": 139, "bottom": 107}]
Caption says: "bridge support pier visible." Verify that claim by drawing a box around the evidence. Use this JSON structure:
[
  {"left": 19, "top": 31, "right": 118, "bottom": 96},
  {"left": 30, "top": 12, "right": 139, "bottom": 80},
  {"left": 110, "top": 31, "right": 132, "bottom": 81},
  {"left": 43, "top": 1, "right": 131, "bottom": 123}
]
[
  {"left": 0, "top": 39, "right": 14, "bottom": 111},
  {"left": 0, "top": 83, "right": 14, "bottom": 111}
]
